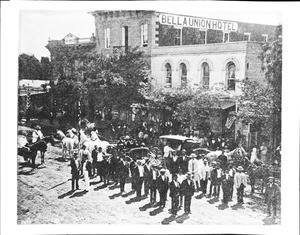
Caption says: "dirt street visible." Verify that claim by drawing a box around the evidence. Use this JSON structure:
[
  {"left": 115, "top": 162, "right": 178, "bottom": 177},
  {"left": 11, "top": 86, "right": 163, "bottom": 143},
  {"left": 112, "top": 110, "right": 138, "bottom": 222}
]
[{"left": 17, "top": 145, "right": 281, "bottom": 225}]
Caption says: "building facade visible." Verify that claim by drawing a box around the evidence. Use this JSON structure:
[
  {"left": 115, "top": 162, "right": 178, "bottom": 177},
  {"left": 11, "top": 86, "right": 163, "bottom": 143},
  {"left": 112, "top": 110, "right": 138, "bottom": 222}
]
[
  {"left": 47, "top": 10, "right": 277, "bottom": 147},
  {"left": 89, "top": 10, "right": 276, "bottom": 145}
]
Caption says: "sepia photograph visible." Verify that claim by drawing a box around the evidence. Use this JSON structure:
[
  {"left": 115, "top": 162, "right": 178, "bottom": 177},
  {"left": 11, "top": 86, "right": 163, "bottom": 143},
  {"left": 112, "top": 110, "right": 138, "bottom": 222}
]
[{"left": 1, "top": 1, "right": 299, "bottom": 235}]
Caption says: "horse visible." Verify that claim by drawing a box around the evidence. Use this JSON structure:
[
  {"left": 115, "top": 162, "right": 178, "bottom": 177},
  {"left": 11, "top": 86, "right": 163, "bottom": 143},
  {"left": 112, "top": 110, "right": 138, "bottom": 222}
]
[
  {"left": 246, "top": 163, "right": 272, "bottom": 194},
  {"left": 18, "top": 133, "right": 55, "bottom": 168},
  {"left": 79, "top": 118, "right": 96, "bottom": 132},
  {"left": 57, "top": 130, "right": 75, "bottom": 158},
  {"left": 79, "top": 129, "right": 111, "bottom": 154},
  {"left": 66, "top": 129, "right": 80, "bottom": 148},
  {"left": 18, "top": 140, "right": 48, "bottom": 168}
]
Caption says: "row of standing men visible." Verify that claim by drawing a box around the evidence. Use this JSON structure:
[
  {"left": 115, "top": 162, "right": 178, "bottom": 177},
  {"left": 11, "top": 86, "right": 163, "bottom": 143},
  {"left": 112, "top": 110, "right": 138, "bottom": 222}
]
[{"left": 70, "top": 146, "right": 252, "bottom": 215}]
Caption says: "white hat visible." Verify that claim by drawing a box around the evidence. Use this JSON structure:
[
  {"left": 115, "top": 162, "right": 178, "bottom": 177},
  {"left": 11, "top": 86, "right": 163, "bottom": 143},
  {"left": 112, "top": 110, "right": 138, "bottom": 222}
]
[
  {"left": 237, "top": 166, "right": 244, "bottom": 171},
  {"left": 190, "top": 153, "right": 197, "bottom": 158}
]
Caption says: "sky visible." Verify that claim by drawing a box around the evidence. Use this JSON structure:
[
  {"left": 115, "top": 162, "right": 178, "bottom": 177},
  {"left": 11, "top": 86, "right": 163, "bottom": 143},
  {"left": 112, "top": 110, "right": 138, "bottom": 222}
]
[{"left": 19, "top": 8, "right": 282, "bottom": 60}]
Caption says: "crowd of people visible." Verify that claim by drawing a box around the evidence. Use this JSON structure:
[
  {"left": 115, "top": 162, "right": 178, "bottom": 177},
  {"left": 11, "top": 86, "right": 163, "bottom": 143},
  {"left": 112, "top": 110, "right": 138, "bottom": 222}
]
[
  {"left": 18, "top": 123, "right": 280, "bottom": 218},
  {"left": 68, "top": 140, "right": 281, "bottom": 217}
]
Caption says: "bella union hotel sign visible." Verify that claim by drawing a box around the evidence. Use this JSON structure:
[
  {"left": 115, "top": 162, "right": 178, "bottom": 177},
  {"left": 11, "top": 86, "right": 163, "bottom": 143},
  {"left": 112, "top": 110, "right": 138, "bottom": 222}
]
[{"left": 158, "top": 13, "right": 238, "bottom": 32}]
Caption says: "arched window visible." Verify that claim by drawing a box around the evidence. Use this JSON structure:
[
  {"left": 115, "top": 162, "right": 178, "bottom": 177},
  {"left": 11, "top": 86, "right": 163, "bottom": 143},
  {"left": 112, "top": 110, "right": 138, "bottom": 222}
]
[
  {"left": 165, "top": 63, "right": 172, "bottom": 88},
  {"left": 202, "top": 62, "right": 210, "bottom": 89},
  {"left": 179, "top": 63, "right": 187, "bottom": 88},
  {"left": 104, "top": 28, "right": 110, "bottom": 49},
  {"left": 141, "top": 23, "right": 148, "bottom": 47},
  {"left": 226, "top": 62, "right": 236, "bottom": 90}
]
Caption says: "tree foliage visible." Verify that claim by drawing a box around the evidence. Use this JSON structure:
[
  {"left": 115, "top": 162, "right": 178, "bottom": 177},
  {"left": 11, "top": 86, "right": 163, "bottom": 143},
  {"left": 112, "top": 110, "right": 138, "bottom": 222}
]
[
  {"left": 19, "top": 53, "right": 43, "bottom": 80},
  {"left": 237, "top": 25, "right": 282, "bottom": 146},
  {"left": 49, "top": 45, "right": 150, "bottom": 125},
  {"left": 40, "top": 57, "right": 53, "bottom": 80}
]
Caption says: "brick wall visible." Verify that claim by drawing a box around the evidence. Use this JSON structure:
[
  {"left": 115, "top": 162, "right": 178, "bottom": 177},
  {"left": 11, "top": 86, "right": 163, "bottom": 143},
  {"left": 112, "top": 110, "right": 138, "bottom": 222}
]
[
  {"left": 158, "top": 18, "right": 277, "bottom": 46},
  {"left": 245, "top": 42, "right": 266, "bottom": 84},
  {"left": 93, "top": 10, "right": 157, "bottom": 55}
]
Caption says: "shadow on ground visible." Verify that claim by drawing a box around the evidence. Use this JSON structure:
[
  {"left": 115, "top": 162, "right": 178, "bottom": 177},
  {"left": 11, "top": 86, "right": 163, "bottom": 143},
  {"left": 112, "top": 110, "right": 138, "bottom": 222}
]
[
  {"left": 161, "top": 214, "right": 176, "bottom": 225},
  {"left": 69, "top": 190, "right": 88, "bottom": 198},
  {"left": 109, "top": 192, "right": 122, "bottom": 199},
  {"left": 58, "top": 190, "right": 74, "bottom": 199},
  {"left": 175, "top": 213, "right": 190, "bottom": 224}
]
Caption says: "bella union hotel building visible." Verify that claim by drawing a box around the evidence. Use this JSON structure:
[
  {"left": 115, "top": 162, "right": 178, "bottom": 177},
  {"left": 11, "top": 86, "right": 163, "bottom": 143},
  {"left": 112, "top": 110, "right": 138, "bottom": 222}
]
[{"left": 46, "top": 10, "right": 278, "bottom": 147}]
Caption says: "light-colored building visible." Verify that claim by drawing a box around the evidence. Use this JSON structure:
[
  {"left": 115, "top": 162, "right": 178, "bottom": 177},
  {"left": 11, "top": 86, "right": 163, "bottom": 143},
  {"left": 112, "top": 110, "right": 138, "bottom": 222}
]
[{"left": 47, "top": 10, "right": 278, "bottom": 145}]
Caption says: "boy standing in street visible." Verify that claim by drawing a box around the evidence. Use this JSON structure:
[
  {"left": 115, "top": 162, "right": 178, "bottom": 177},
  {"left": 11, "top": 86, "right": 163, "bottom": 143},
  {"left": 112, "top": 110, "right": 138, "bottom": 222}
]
[{"left": 265, "top": 176, "right": 280, "bottom": 217}]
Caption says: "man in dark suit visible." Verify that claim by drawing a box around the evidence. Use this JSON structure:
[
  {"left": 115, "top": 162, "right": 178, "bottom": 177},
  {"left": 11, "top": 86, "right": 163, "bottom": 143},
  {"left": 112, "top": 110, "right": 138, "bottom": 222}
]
[
  {"left": 70, "top": 153, "right": 81, "bottom": 191},
  {"left": 218, "top": 150, "right": 228, "bottom": 170},
  {"left": 221, "top": 169, "right": 232, "bottom": 204},
  {"left": 156, "top": 168, "right": 169, "bottom": 207},
  {"left": 181, "top": 172, "right": 195, "bottom": 214},
  {"left": 149, "top": 166, "right": 159, "bottom": 204},
  {"left": 91, "top": 145, "right": 98, "bottom": 177},
  {"left": 118, "top": 156, "right": 129, "bottom": 194},
  {"left": 100, "top": 155, "right": 110, "bottom": 186},
  {"left": 169, "top": 174, "right": 181, "bottom": 215},
  {"left": 178, "top": 149, "right": 189, "bottom": 174},
  {"left": 169, "top": 150, "right": 180, "bottom": 177},
  {"left": 129, "top": 158, "right": 137, "bottom": 192},
  {"left": 143, "top": 158, "right": 151, "bottom": 196},
  {"left": 265, "top": 176, "right": 280, "bottom": 217},
  {"left": 211, "top": 162, "right": 222, "bottom": 198},
  {"left": 134, "top": 160, "right": 144, "bottom": 198}
]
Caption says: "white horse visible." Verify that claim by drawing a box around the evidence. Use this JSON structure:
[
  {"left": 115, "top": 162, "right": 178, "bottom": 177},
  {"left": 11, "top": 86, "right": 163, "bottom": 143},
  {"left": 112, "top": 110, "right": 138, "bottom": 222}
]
[
  {"left": 66, "top": 129, "right": 79, "bottom": 148},
  {"left": 79, "top": 129, "right": 111, "bottom": 154},
  {"left": 57, "top": 130, "right": 75, "bottom": 158}
]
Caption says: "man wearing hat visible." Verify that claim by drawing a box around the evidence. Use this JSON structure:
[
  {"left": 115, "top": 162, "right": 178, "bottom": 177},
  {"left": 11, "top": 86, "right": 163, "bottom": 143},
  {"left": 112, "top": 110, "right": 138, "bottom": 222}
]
[
  {"left": 70, "top": 152, "right": 81, "bottom": 191},
  {"left": 181, "top": 172, "right": 195, "bottom": 214},
  {"left": 227, "top": 161, "right": 236, "bottom": 201},
  {"left": 134, "top": 160, "right": 145, "bottom": 198},
  {"left": 211, "top": 162, "right": 222, "bottom": 198},
  {"left": 169, "top": 150, "right": 180, "bottom": 178},
  {"left": 188, "top": 153, "right": 198, "bottom": 184},
  {"left": 118, "top": 155, "right": 129, "bottom": 194},
  {"left": 208, "top": 161, "right": 217, "bottom": 197},
  {"left": 178, "top": 149, "right": 189, "bottom": 174},
  {"left": 143, "top": 157, "right": 152, "bottom": 196},
  {"left": 221, "top": 169, "right": 232, "bottom": 205},
  {"left": 156, "top": 168, "right": 169, "bottom": 207},
  {"left": 169, "top": 174, "right": 181, "bottom": 215},
  {"left": 149, "top": 165, "right": 159, "bottom": 204},
  {"left": 234, "top": 166, "right": 247, "bottom": 204},
  {"left": 199, "top": 158, "right": 210, "bottom": 195},
  {"left": 218, "top": 150, "right": 228, "bottom": 170},
  {"left": 32, "top": 125, "right": 43, "bottom": 143},
  {"left": 265, "top": 176, "right": 280, "bottom": 217}
]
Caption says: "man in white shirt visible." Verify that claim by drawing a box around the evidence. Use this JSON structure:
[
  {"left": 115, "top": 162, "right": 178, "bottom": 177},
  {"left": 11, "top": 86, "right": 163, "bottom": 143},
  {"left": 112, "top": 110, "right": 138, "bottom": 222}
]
[
  {"left": 163, "top": 143, "right": 173, "bottom": 158},
  {"left": 18, "top": 133, "right": 29, "bottom": 148},
  {"left": 135, "top": 160, "right": 144, "bottom": 198},
  {"left": 234, "top": 166, "right": 248, "bottom": 204},
  {"left": 199, "top": 158, "right": 210, "bottom": 195},
  {"left": 188, "top": 153, "right": 198, "bottom": 181},
  {"left": 194, "top": 154, "right": 204, "bottom": 191},
  {"left": 177, "top": 168, "right": 186, "bottom": 207},
  {"left": 32, "top": 125, "right": 43, "bottom": 143},
  {"left": 91, "top": 128, "right": 98, "bottom": 141}
]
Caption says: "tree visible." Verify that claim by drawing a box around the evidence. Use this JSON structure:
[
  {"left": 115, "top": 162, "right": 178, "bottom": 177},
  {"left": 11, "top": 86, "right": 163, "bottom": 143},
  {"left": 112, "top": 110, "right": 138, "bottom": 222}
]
[
  {"left": 237, "top": 25, "right": 282, "bottom": 149},
  {"left": 40, "top": 57, "right": 53, "bottom": 80},
  {"left": 260, "top": 25, "right": 282, "bottom": 148},
  {"left": 18, "top": 53, "right": 42, "bottom": 80},
  {"left": 49, "top": 45, "right": 150, "bottom": 126}
]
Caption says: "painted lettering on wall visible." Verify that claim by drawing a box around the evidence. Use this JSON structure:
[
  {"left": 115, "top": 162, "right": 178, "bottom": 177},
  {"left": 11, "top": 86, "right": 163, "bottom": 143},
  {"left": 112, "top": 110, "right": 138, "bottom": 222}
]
[{"left": 159, "top": 13, "right": 238, "bottom": 32}]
